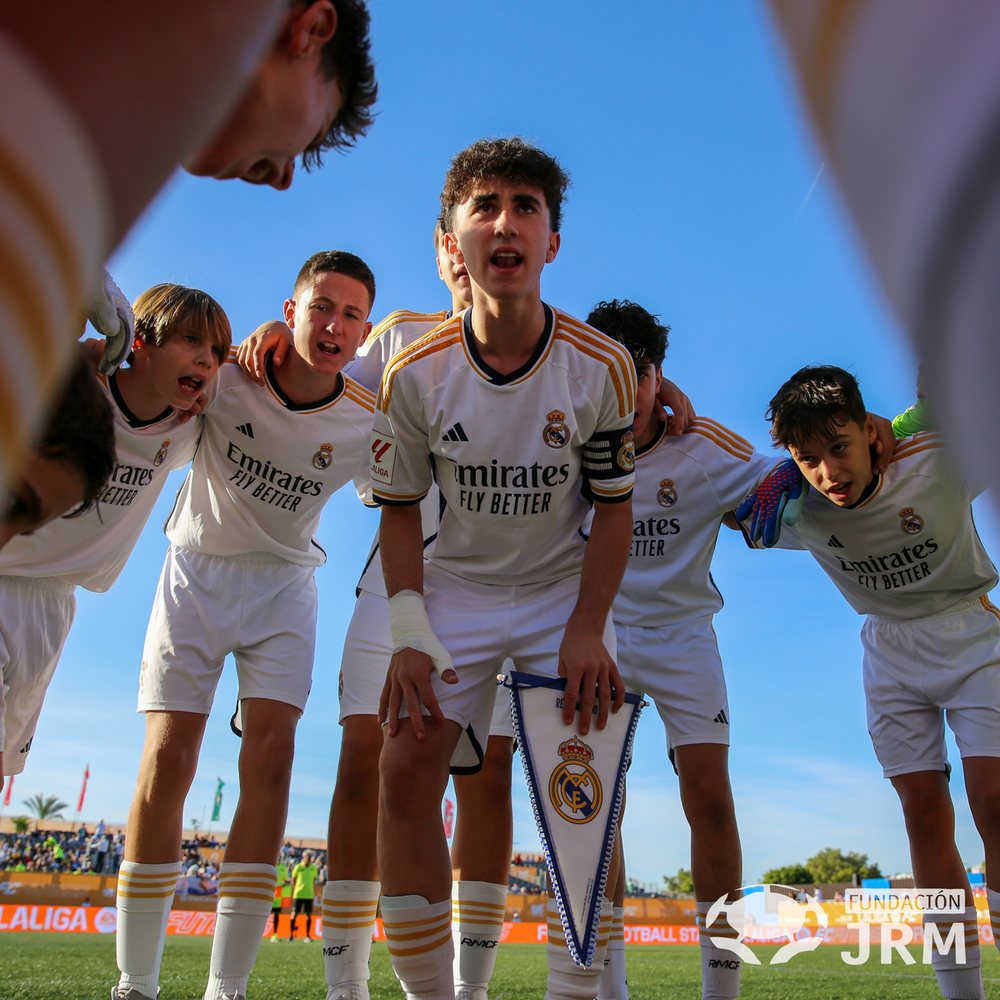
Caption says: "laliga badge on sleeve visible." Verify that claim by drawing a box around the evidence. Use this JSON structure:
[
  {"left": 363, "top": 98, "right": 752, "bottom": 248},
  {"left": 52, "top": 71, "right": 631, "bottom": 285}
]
[{"left": 507, "top": 671, "right": 644, "bottom": 967}]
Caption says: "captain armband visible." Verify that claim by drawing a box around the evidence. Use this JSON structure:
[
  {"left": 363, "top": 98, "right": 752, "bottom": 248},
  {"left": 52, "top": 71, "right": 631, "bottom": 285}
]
[
  {"left": 388, "top": 589, "right": 454, "bottom": 678},
  {"left": 582, "top": 426, "right": 635, "bottom": 480}
]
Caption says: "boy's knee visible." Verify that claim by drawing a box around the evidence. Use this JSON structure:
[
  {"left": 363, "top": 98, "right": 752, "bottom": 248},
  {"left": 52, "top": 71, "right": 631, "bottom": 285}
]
[
  {"left": 683, "top": 790, "right": 735, "bottom": 833},
  {"left": 966, "top": 782, "right": 1000, "bottom": 822},
  {"left": 340, "top": 721, "right": 384, "bottom": 770},
  {"left": 679, "top": 761, "right": 732, "bottom": 817},
  {"left": 335, "top": 731, "right": 382, "bottom": 802},
  {"left": 237, "top": 726, "right": 296, "bottom": 790},
  {"left": 896, "top": 781, "right": 954, "bottom": 836},
  {"left": 476, "top": 749, "right": 514, "bottom": 794},
  {"left": 379, "top": 743, "right": 421, "bottom": 795},
  {"left": 140, "top": 726, "right": 202, "bottom": 791}
]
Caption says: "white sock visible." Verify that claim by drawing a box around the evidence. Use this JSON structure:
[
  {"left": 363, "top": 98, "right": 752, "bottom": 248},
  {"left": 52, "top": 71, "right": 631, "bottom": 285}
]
[
  {"left": 596, "top": 905, "right": 627, "bottom": 1000},
  {"left": 923, "top": 908, "right": 984, "bottom": 1000},
  {"left": 203, "top": 863, "right": 278, "bottom": 1000},
  {"left": 322, "top": 879, "right": 380, "bottom": 1000},
  {"left": 116, "top": 861, "right": 181, "bottom": 998},
  {"left": 697, "top": 901, "right": 741, "bottom": 999},
  {"left": 452, "top": 880, "right": 507, "bottom": 998},
  {"left": 544, "top": 896, "right": 612, "bottom": 1000},
  {"left": 988, "top": 888, "right": 1000, "bottom": 961},
  {"left": 381, "top": 894, "right": 454, "bottom": 1000}
]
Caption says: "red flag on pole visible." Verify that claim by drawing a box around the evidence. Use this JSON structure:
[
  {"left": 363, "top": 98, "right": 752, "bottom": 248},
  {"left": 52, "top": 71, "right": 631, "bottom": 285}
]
[
  {"left": 3, "top": 774, "right": 12, "bottom": 807},
  {"left": 443, "top": 798, "right": 454, "bottom": 838},
  {"left": 77, "top": 765, "right": 89, "bottom": 813}
]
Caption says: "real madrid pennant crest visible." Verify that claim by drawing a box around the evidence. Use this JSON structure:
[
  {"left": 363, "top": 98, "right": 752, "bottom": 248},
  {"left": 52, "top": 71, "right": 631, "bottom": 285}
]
[{"left": 507, "top": 671, "right": 644, "bottom": 967}]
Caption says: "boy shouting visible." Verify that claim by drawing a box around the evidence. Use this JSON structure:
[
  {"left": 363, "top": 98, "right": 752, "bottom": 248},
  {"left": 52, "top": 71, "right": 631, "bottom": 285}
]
[
  {"left": 115, "top": 252, "right": 376, "bottom": 1000},
  {"left": 372, "top": 138, "right": 636, "bottom": 1000}
]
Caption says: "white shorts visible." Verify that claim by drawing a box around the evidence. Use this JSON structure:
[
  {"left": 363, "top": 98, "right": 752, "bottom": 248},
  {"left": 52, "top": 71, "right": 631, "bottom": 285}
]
[
  {"left": 138, "top": 545, "right": 317, "bottom": 716},
  {"left": 0, "top": 576, "right": 76, "bottom": 775},
  {"left": 405, "top": 568, "right": 614, "bottom": 769},
  {"left": 338, "top": 588, "right": 515, "bottom": 737},
  {"left": 614, "top": 616, "right": 730, "bottom": 754},
  {"left": 862, "top": 597, "right": 1000, "bottom": 778}
]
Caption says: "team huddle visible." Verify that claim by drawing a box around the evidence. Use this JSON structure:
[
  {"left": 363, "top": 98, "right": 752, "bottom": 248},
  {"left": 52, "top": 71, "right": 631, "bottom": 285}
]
[{"left": 1, "top": 132, "right": 999, "bottom": 1000}]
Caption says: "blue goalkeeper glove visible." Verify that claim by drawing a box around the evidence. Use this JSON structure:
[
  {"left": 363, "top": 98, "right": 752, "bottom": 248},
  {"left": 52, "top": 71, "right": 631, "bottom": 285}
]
[{"left": 735, "top": 458, "right": 808, "bottom": 547}]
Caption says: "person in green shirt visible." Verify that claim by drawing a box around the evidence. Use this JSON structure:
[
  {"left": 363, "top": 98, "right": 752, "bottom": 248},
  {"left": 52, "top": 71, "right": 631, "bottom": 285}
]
[
  {"left": 268, "top": 861, "right": 288, "bottom": 943},
  {"left": 289, "top": 852, "right": 319, "bottom": 942}
]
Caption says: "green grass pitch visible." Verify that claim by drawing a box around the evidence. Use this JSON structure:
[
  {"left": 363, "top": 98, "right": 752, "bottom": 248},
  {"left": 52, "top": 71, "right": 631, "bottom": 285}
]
[{"left": 1, "top": 935, "right": 998, "bottom": 999}]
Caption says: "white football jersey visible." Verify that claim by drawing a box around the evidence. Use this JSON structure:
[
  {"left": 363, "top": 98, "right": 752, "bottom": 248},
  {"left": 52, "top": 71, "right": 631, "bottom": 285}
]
[
  {"left": 614, "top": 418, "right": 776, "bottom": 627},
  {"left": 0, "top": 374, "right": 200, "bottom": 591},
  {"left": 347, "top": 309, "right": 450, "bottom": 394},
  {"left": 372, "top": 306, "right": 637, "bottom": 587},
  {"left": 166, "top": 355, "right": 374, "bottom": 567},
  {"left": 348, "top": 310, "right": 449, "bottom": 598},
  {"left": 768, "top": 433, "right": 998, "bottom": 619}
]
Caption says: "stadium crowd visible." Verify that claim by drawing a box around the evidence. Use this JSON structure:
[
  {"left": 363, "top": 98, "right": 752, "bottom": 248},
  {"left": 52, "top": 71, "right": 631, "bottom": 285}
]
[{"left": 0, "top": 825, "right": 124, "bottom": 874}]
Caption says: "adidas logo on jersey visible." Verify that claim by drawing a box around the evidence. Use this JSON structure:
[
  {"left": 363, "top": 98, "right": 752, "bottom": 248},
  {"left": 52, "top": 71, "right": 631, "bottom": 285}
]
[
  {"left": 236, "top": 422, "right": 254, "bottom": 438},
  {"left": 714, "top": 710, "right": 729, "bottom": 725},
  {"left": 443, "top": 422, "right": 469, "bottom": 442},
  {"left": 827, "top": 535, "right": 845, "bottom": 548}
]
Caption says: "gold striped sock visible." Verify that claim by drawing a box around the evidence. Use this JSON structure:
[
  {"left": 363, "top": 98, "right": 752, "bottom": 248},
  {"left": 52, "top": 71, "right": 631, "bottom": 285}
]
[
  {"left": 116, "top": 866, "right": 180, "bottom": 901},
  {"left": 383, "top": 909, "right": 452, "bottom": 958},
  {"left": 321, "top": 894, "right": 380, "bottom": 933},
  {"left": 452, "top": 899, "right": 506, "bottom": 928}
]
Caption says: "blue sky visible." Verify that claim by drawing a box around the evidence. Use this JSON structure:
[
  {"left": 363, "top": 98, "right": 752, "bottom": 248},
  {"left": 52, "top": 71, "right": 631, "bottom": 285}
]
[{"left": 10, "top": 0, "right": 999, "bottom": 886}]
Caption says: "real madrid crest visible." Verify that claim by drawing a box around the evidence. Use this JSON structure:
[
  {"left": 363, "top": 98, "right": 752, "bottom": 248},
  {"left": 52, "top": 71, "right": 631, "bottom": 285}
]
[
  {"left": 153, "top": 439, "right": 171, "bottom": 467},
  {"left": 543, "top": 409, "right": 570, "bottom": 449},
  {"left": 899, "top": 507, "right": 924, "bottom": 534},
  {"left": 618, "top": 430, "right": 635, "bottom": 472},
  {"left": 548, "top": 737, "right": 602, "bottom": 824},
  {"left": 312, "top": 443, "right": 334, "bottom": 470},
  {"left": 657, "top": 478, "right": 678, "bottom": 508}
]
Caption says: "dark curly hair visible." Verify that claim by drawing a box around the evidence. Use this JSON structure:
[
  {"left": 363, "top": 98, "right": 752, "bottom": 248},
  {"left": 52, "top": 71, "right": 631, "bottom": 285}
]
[
  {"left": 439, "top": 137, "right": 570, "bottom": 232},
  {"left": 768, "top": 365, "right": 868, "bottom": 451},
  {"left": 303, "top": 0, "right": 378, "bottom": 168},
  {"left": 586, "top": 299, "right": 669, "bottom": 370}
]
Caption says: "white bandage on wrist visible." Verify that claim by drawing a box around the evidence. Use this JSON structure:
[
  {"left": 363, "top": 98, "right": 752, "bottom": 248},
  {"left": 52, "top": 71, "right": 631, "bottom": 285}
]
[{"left": 388, "top": 589, "right": 454, "bottom": 678}]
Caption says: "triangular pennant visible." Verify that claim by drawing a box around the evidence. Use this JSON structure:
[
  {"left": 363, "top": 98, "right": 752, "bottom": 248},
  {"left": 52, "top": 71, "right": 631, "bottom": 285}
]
[{"left": 508, "top": 670, "right": 643, "bottom": 966}]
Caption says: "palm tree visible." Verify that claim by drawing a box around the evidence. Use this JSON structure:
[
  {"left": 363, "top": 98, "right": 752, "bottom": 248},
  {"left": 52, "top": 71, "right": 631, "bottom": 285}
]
[
  {"left": 23, "top": 793, "right": 69, "bottom": 830},
  {"left": 10, "top": 815, "right": 30, "bottom": 834}
]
